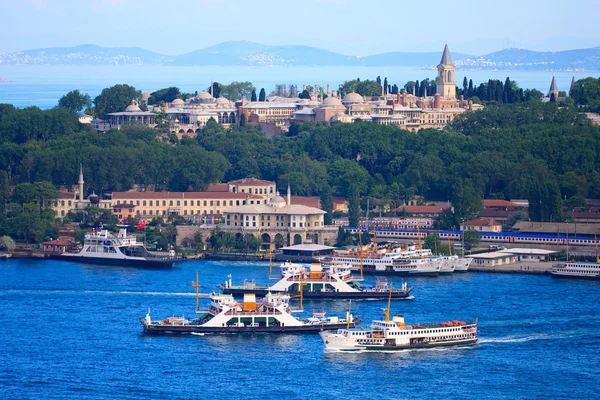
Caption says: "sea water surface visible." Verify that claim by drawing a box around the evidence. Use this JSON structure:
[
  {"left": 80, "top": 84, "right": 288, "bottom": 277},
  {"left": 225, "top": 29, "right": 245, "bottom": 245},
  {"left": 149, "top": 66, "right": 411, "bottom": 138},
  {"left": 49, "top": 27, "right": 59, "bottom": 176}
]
[
  {"left": 0, "top": 65, "right": 598, "bottom": 109},
  {"left": 0, "top": 258, "right": 598, "bottom": 399}
]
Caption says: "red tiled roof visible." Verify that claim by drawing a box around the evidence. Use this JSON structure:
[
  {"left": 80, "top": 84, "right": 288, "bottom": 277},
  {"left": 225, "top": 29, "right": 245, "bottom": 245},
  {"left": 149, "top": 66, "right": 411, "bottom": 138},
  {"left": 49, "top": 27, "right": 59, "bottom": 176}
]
[
  {"left": 483, "top": 199, "right": 518, "bottom": 208},
  {"left": 463, "top": 218, "right": 502, "bottom": 226},
  {"left": 227, "top": 178, "right": 274, "bottom": 186},
  {"left": 291, "top": 196, "right": 320, "bottom": 208},
  {"left": 112, "top": 192, "right": 262, "bottom": 200},
  {"left": 58, "top": 191, "right": 74, "bottom": 199},
  {"left": 206, "top": 183, "right": 229, "bottom": 192},
  {"left": 332, "top": 197, "right": 348, "bottom": 205},
  {"left": 392, "top": 205, "right": 449, "bottom": 214}
]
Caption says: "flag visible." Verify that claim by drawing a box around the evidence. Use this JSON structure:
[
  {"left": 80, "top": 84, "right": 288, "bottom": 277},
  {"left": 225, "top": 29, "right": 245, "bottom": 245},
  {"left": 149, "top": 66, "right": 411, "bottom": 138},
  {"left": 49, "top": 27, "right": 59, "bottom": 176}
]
[{"left": 137, "top": 220, "right": 146, "bottom": 230}]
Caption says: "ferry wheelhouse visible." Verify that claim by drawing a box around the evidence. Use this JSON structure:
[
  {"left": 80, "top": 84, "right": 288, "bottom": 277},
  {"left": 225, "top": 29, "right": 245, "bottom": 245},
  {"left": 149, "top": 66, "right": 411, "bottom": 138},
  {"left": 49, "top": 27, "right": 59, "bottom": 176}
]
[
  {"left": 57, "top": 228, "right": 178, "bottom": 268},
  {"left": 219, "top": 262, "right": 414, "bottom": 300}
]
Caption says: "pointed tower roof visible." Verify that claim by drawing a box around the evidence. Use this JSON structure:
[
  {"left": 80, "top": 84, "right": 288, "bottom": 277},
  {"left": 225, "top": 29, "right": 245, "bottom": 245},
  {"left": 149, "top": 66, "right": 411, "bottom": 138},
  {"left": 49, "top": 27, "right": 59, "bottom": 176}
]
[
  {"left": 439, "top": 43, "right": 453, "bottom": 66},
  {"left": 548, "top": 76, "right": 558, "bottom": 96}
]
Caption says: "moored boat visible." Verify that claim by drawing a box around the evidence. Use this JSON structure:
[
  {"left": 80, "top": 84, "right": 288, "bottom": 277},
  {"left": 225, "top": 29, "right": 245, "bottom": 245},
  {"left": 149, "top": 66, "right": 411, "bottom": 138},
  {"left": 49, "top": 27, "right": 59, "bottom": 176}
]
[
  {"left": 55, "top": 228, "right": 178, "bottom": 268},
  {"left": 551, "top": 261, "right": 600, "bottom": 280},
  {"left": 219, "top": 262, "right": 414, "bottom": 300}
]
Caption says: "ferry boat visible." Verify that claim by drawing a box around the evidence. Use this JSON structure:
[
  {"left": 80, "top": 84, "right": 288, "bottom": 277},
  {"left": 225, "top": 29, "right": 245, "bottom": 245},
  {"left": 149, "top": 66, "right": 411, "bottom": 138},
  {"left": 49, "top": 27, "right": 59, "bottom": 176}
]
[
  {"left": 218, "top": 262, "right": 414, "bottom": 300},
  {"left": 322, "top": 245, "right": 441, "bottom": 276},
  {"left": 56, "top": 228, "right": 178, "bottom": 268},
  {"left": 141, "top": 274, "right": 361, "bottom": 334},
  {"left": 551, "top": 261, "right": 600, "bottom": 280},
  {"left": 319, "top": 287, "right": 477, "bottom": 351}
]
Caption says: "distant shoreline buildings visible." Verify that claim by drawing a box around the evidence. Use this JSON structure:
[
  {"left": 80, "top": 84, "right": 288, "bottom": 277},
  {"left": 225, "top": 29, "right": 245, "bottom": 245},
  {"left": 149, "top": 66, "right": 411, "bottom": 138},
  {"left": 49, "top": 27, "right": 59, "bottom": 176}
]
[{"left": 89, "top": 45, "right": 482, "bottom": 136}]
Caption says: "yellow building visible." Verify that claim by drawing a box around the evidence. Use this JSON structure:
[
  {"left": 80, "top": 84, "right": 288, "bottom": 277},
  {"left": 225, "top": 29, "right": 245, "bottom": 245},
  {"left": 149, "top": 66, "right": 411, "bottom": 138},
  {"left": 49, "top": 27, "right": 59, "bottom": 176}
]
[
  {"left": 112, "top": 191, "right": 264, "bottom": 220},
  {"left": 461, "top": 218, "right": 502, "bottom": 233}
]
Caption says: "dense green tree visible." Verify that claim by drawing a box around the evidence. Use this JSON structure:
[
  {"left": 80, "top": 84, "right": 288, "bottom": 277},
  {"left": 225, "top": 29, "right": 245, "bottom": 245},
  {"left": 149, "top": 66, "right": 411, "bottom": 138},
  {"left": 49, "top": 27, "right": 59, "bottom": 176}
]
[
  {"left": 94, "top": 84, "right": 141, "bottom": 119},
  {"left": 259, "top": 88, "right": 266, "bottom": 102},
  {"left": 220, "top": 81, "right": 255, "bottom": 101},
  {"left": 341, "top": 79, "right": 382, "bottom": 97},
  {"left": 298, "top": 90, "right": 310, "bottom": 99},
  {"left": 147, "top": 87, "right": 180, "bottom": 105},
  {"left": 348, "top": 186, "right": 361, "bottom": 227},
  {"left": 463, "top": 230, "right": 481, "bottom": 250},
  {"left": 209, "top": 82, "right": 221, "bottom": 98},
  {"left": 320, "top": 185, "right": 334, "bottom": 225},
  {"left": 58, "top": 90, "right": 92, "bottom": 113},
  {"left": 570, "top": 77, "right": 600, "bottom": 112},
  {"left": 251, "top": 89, "right": 258, "bottom": 102}
]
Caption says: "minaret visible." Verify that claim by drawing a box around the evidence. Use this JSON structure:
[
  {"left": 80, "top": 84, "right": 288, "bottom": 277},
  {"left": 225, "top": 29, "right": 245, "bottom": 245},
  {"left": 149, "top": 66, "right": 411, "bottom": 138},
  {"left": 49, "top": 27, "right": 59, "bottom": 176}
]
[
  {"left": 436, "top": 43, "right": 456, "bottom": 98},
  {"left": 287, "top": 184, "right": 291, "bottom": 206},
  {"left": 548, "top": 75, "right": 559, "bottom": 101},
  {"left": 78, "top": 164, "right": 84, "bottom": 202}
]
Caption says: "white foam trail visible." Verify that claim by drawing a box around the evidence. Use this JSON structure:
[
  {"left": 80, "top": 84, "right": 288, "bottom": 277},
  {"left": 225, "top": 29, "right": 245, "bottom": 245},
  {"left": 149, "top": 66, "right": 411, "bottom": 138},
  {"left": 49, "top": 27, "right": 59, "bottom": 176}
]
[
  {"left": 190, "top": 332, "right": 205, "bottom": 336},
  {"left": 0, "top": 289, "right": 195, "bottom": 296},
  {"left": 480, "top": 332, "right": 579, "bottom": 344}
]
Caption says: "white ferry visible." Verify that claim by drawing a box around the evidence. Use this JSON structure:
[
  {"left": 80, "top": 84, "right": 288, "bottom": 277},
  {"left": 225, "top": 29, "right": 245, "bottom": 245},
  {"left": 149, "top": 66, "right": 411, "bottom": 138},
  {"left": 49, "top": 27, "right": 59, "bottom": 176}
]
[
  {"left": 551, "top": 261, "right": 600, "bottom": 280},
  {"left": 141, "top": 285, "right": 360, "bottom": 334},
  {"left": 219, "top": 262, "right": 414, "bottom": 300},
  {"left": 56, "top": 228, "right": 178, "bottom": 268},
  {"left": 322, "top": 245, "right": 441, "bottom": 276},
  {"left": 320, "top": 315, "right": 478, "bottom": 351}
]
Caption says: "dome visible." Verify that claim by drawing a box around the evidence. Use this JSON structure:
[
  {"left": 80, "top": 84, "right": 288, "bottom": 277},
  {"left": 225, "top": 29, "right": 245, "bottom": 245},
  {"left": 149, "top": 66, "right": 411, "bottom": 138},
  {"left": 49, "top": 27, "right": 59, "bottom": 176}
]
[
  {"left": 270, "top": 195, "right": 286, "bottom": 208},
  {"left": 142, "top": 91, "right": 152, "bottom": 101},
  {"left": 171, "top": 98, "right": 184, "bottom": 105},
  {"left": 215, "top": 97, "right": 230, "bottom": 105},
  {"left": 342, "top": 92, "right": 364, "bottom": 104},
  {"left": 321, "top": 96, "right": 343, "bottom": 107},
  {"left": 88, "top": 193, "right": 100, "bottom": 205},
  {"left": 197, "top": 91, "right": 213, "bottom": 100},
  {"left": 124, "top": 103, "right": 142, "bottom": 112}
]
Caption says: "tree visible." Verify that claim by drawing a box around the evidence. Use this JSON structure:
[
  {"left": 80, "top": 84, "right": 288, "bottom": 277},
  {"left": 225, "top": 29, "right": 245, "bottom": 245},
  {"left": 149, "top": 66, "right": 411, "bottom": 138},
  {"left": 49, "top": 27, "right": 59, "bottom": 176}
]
[
  {"left": 58, "top": 90, "right": 92, "bottom": 113},
  {"left": 12, "top": 183, "right": 39, "bottom": 205},
  {"left": 220, "top": 81, "right": 255, "bottom": 101},
  {"left": 320, "top": 186, "right": 334, "bottom": 225},
  {"left": 152, "top": 108, "right": 170, "bottom": 132},
  {"left": 147, "top": 87, "right": 181, "bottom": 105},
  {"left": 348, "top": 186, "right": 361, "bottom": 227},
  {"left": 0, "top": 236, "right": 16, "bottom": 252},
  {"left": 35, "top": 181, "right": 60, "bottom": 210},
  {"left": 251, "top": 89, "right": 257, "bottom": 102},
  {"left": 259, "top": 88, "right": 266, "bottom": 102},
  {"left": 463, "top": 230, "right": 481, "bottom": 250},
  {"left": 298, "top": 90, "right": 311, "bottom": 99},
  {"left": 209, "top": 82, "right": 221, "bottom": 98},
  {"left": 94, "top": 84, "right": 141, "bottom": 119},
  {"left": 383, "top": 77, "right": 388, "bottom": 95}
]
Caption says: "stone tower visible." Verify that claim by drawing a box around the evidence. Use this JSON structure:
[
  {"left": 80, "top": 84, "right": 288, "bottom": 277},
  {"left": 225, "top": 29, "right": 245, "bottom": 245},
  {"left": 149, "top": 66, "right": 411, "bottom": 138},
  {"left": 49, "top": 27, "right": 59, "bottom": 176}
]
[{"left": 436, "top": 43, "right": 456, "bottom": 98}]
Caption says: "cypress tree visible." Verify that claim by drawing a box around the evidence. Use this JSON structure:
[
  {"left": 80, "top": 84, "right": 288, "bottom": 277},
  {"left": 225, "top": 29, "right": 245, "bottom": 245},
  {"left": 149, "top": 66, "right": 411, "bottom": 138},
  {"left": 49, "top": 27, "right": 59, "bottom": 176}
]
[
  {"left": 251, "top": 89, "right": 257, "bottom": 102},
  {"left": 258, "top": 88, "right": 266, "bottom": 102},
  {"left": 468, "top": 79, "right": 474, "bottom": 97},
  {"left": 348, "top": 186, "right": 361, "bottom": 228},
  {"left": 415, "top": 80, "right": 420, "bottom": 96},
  {"left": 462, "top": 77, "right": 468, "bottom": 95},
  {"left": 504, "top": 77, "right": 513, "bottom": 103},
  {"left": 320, "top": 186, "right": 334, "bottom": 225},
  {"left": 383, "top": 77, "right": 388, "bottom": 94}
]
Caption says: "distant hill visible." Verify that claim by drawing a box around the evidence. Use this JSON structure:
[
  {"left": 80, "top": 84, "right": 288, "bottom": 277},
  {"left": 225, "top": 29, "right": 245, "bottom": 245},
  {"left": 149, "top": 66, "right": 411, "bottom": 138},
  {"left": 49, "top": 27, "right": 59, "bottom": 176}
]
[
  {"left": 0, "top": 44, "right": 168, "bottom": 65},
  {"left": 457, "top": 47, "right": 600, "bottom": 70},
  {"left": 1, "top": 41, "right": 599, "bottom": 70}
]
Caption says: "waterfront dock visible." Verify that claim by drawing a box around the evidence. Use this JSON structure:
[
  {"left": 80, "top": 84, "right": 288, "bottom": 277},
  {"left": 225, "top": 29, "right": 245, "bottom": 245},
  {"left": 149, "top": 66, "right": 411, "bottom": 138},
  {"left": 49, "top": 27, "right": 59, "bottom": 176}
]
[{"left": 470, "top": 261, "right": 552, "bottom": 275}]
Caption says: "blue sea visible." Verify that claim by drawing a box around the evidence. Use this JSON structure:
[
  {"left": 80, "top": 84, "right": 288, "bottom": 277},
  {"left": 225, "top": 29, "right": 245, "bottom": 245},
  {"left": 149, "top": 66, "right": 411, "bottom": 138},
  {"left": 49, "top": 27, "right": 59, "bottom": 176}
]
[
  {"left": 0, "top": 258, "right": 598, "bottom": 399},
  {"left": 0, "top": 65, "right": 598, "bottom": 109}
]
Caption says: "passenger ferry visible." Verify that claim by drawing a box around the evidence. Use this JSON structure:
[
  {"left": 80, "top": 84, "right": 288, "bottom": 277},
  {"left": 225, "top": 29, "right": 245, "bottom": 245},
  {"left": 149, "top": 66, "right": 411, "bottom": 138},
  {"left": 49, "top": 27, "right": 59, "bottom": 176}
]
[
  {"left": 319, "top": 288, "right": 477, "bottom": 351},
  {"left": 141, "top": 274, "right": 360, "bottom": 334},
  {"left": 56, "top": 228, "right": 178, "bottom": 268},
  {"left": 322, "top": 245, "right": 441, "bottom": 276},
  {"left": 551, "top": 261, "right": 600, "bottom": 280},
  {"left": 219, "top": 262, "right": 414, "bottom": 300}
]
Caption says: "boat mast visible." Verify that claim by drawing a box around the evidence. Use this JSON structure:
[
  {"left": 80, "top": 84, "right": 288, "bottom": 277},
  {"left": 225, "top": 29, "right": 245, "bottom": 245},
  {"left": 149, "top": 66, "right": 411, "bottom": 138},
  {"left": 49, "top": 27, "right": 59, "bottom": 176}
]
[
  {"left": 192, "top": 271, "right": 201, "bottom": 312},
  {"left": 358, "top": 229, "right": 364, "bottom": 279},
  {"left": 384, "top": 283, "right": 392, "bottom": 322},
  {"left": 448, "top": 235, "right": 452, "bottom": 256}
]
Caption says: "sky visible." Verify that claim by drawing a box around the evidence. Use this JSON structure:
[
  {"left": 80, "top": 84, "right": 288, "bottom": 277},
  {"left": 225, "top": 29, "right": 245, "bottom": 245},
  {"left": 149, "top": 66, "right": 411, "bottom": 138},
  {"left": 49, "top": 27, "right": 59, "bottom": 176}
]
[{"left": 0, "top": 0, "right": 599, "bottom": 56}]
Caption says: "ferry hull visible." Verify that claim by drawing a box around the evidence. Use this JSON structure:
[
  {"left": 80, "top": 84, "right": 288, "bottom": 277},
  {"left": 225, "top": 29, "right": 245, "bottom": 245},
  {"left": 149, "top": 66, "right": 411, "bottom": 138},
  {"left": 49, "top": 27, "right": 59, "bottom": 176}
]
[
  {"left": 52, "top": 254, "right": 175, "bottom": 269},
  {"left": 140, "top": 320, "right": 361, "bottom": 335},
  {"left": 361, "top": 269, "right": 439, "bottom": 277},
  {"left": 551, "top": 273, "right": 600, "bottom": 280},
  {"left": 326, "top": 338, "right": 478, "bottom": 352},
  {"left": 219, "top": 286, "right": 414, "bottom": 300}
]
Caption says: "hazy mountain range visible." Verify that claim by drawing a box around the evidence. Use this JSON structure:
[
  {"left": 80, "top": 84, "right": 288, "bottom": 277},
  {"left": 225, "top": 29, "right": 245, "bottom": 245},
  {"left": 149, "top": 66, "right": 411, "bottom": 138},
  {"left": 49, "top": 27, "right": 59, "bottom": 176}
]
[{"left": 0, "top": 41, "right": 599, "bottom": 70}]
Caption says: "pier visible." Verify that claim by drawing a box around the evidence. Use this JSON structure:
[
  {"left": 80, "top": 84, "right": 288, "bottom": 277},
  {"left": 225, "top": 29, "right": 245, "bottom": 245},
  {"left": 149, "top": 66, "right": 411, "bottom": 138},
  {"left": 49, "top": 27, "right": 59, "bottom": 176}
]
[{"left": 470, "top": 261, "right": 553, "bottom": 275}]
